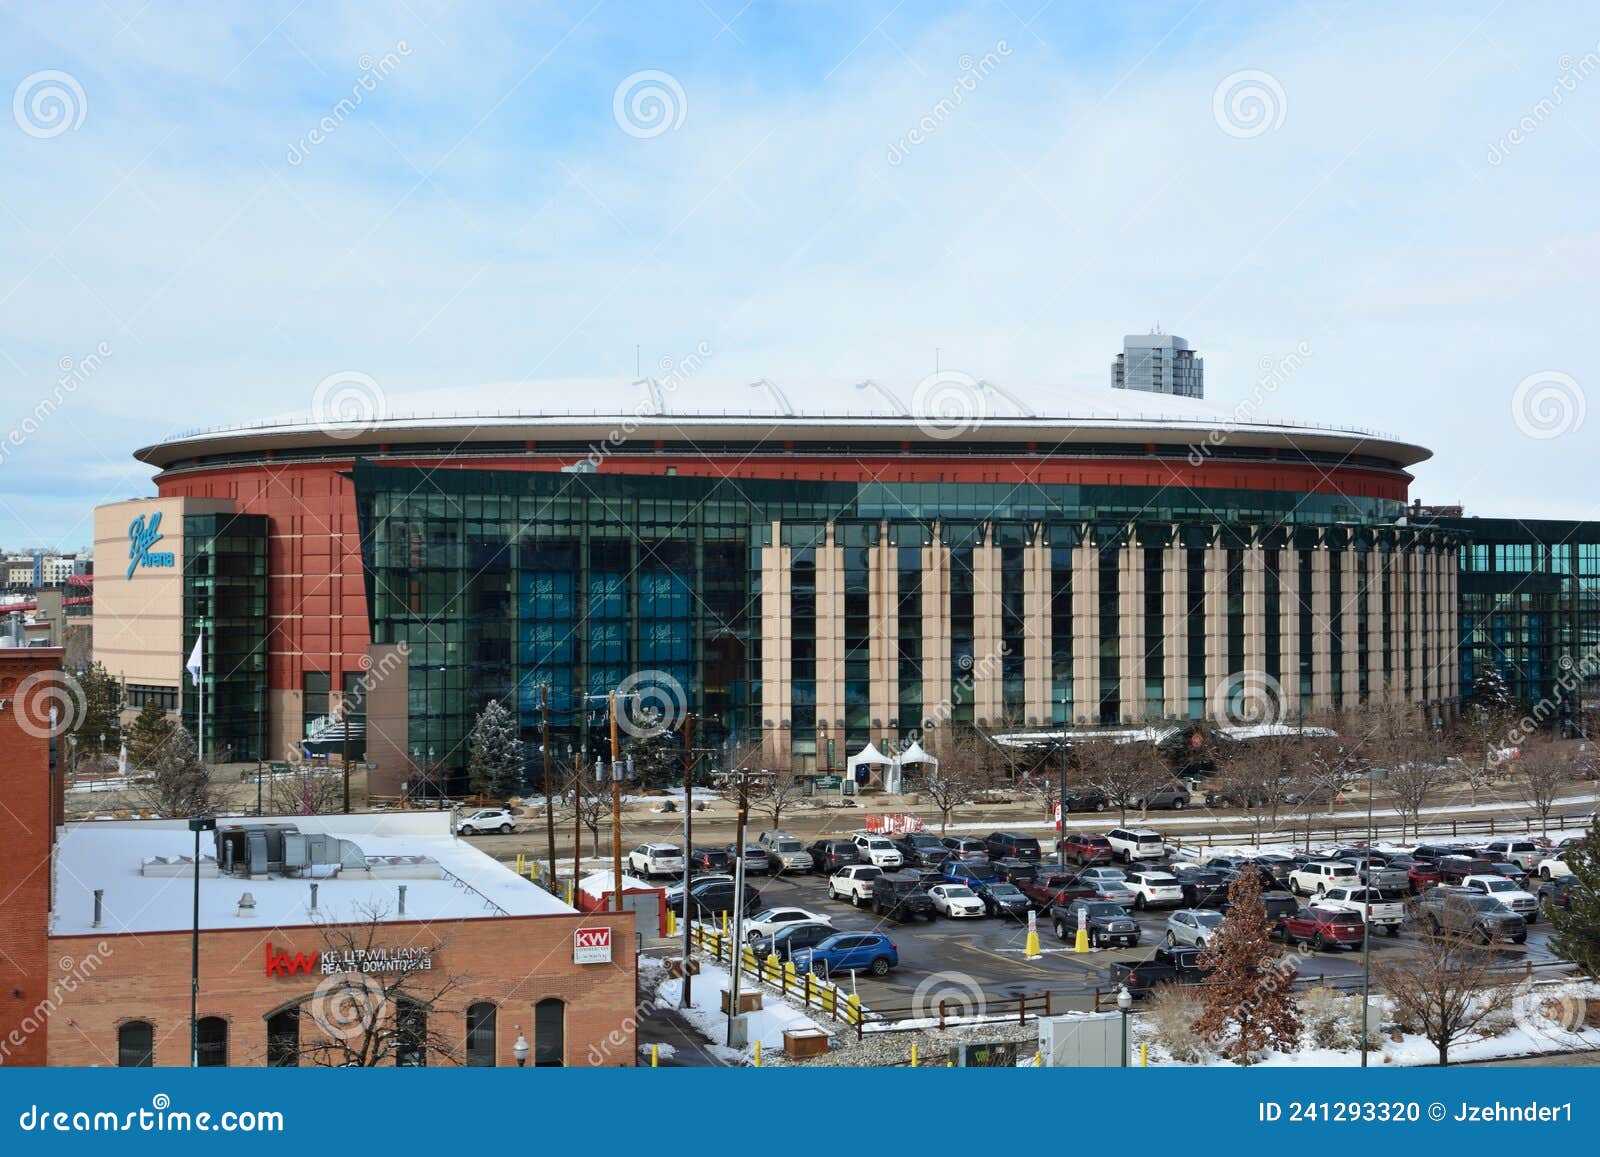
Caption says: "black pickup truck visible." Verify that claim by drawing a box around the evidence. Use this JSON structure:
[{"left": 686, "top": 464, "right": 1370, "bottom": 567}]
[
  {"left": 1109, "top": 946, "right": 1209, "bottom": 996},
  {"left": 871, "top": 871, "right": 938, "bottom": 922}
]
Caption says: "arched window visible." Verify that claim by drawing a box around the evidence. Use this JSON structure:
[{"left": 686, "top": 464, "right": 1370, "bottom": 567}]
[
  {"left": 534, "top": 998, "right": 564, "bottom": 1068},
  {"left": 196, "top": 1016, "right": 228, "bottom": 1067},
  {"left": 396, "top": 997, "right": 427, "bottom": 1067},
  {"left": 465, "top": 1003, "right": 497, "bottom": 1067},
  {"left": 117, "top": 1020, "right": 154, "bottom": 1067},
  {"left": 265, "top": 1008, "right": 299, "bottom": 1068}
]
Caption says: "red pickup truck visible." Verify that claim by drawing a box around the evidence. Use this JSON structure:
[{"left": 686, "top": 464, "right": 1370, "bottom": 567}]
[
  {"left": 1019, "top": 871, "right": 1096, "bottom": 910},
  {"left": 1279, "top": 906, "right": 1366, "bottom": 951}
]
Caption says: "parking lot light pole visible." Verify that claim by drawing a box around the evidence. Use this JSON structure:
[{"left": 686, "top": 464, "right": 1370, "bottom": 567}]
[
  {"left": 1116, "top": 984, "right": 1133, "bottom": 1067},
  {"left": 187, "top": 814, "right": 216, "bottom": 1067}
]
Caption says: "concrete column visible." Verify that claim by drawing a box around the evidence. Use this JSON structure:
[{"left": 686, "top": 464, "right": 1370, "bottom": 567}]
[
  {"left": 972, "top": 535, "right": 1003, "bottom": 724},
  {"left": 1071, "top": 543, "right": 1097, "bottom": 724},
  {"left": 1386, "top": 550, "right": 1405, "bottom": 706},
  {"left": 1408, "top": 549, "right": 1424, "bottom": 705},
  {"left": 759, "top": 523, "right": 790, "bottom": 768},
  {"left": 868, "top": 527, "right": 896, "bottom": 744},
  {"left": 1119, "top": 541, "right": 1143, "bottom": 720},
  {"left": 1340, "top": 550, "right": 1360, "bottom": 707},
  {"left": 1444, "top": 551, "right": 1460, "bottom": 704},
  {"left": 921, "top": 538, "right": 950, "bottom": 734},
  {"left": 1023, "top": 538, "right": 1050, "bottom": 725},
  {"left": 1310, "top": 547, "right": 1332, "bottom": 712},
  {"left": 1279, "top": 548, "right": 1300, "bottom": 719},
  {"left": 814, "top": 528, "right": 845, "bottom": 742},
  {"left": 1244, "top": 545, "right": 1267, "bottom": 682},
  {"left": 1204, "top": 546, "right": 1227, "bottom": 715},
  {"left": 1365, "top": 549, "right": 1382, "bottom": 704},
  {"left": 1163, "top": 545, "right": 1187, "bottom": 718}
]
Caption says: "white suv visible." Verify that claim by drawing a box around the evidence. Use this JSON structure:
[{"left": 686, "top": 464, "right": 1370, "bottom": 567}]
[
  {"left": 1124, "top": 870, "right": 1184, "bottom": 910},
  {"left": 851, "top": 834, "right": 904, "bottom": 869},
  {"left": 457, "top": 808, "right": 516, "bottom": 835},
  {"left": 1106, "top": 827, "right": 1166, "bottom": 863},
  {"left": 627, "top": 843, "right": 686, "bottom": 879},
  {"left": 828, "top": 865, "right": 884, "bottom": 907},
  {"left": 1290, "top": 860, "right": 1360, "bottom": 896}
]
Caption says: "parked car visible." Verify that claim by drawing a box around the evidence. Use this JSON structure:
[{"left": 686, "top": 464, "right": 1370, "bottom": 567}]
[
  {"left": 1461, "top": 874, "right": 1541, "bottom": 922},
  {"left": 827, "top": 864, "right": 884, "bottom": 907},
  {"left": 627, "top": 842, "right": 686, "bottom": 879},
  {"left": 665, "top": 873, "right": 730, "bottom": 907},
  {"left": 942, "top": 859, "right": 1001, "bottom": 887},
  {"left": 677, "top": 879, "right": 760, "bottom": 920},
  {"left": 1220, "top": 882, "right": 1299, "bottom": 928},
  {"left": 928, "top": 883, "right": 986, "bottom": 918},
  {"left": 1123, "top": 869, "right": 1185, "bottom": 910},
  {"left": 1075, "top": 869, "right": 1138, "bottom": 906},
  {"left": 791, "top": 932, "right": 899, "bottom": 977},
  {"left": 1106, "top": 827, "right": 1167, "bottom": 863},
  {"left": 893, "top": 833, "right": 953, "bottom": 869},
  {"left": 1018, "top": 870, "right": 1095, "bottom": 910},
  {"left": 1054, "top": 899, "right": 1140, "bottom": 947},
  {"left": 1411, "top": 843, "right": 1473, "bottom": 864},
  {"left": 1400, "top": 858, "right": 1443, "bottom": 894},
  {"left": 1481, "top": 838, "right": 1545, "bottom": 871},
  {"left": 744, "top": 906, "right": 834, "bottom": 939},
  {"left": 1059, "top": 833, "right": 1115, "bottom": 865},
  {"left": 851, "top": 834, "right": 905, "bottom": 869},
  {"left": 1110, "top": 946, "right": 1207, "bottom": 995},
  {"left": 690, "top": 847, "right": 735, "bottom": 874},
  {"left": 974, "top": 880, "right": 1033, "bottom": 920},
  {"left": 456, "top": 808, "right": 517, "bottom": 836},
  {"left": 1416, "top": 887, "right": 1528, "bottom": 944},
  {"left": 1289, "top": 860, "right": 1360, "bottom": 897},
  {"left": 1316, "top": 886, "right": 1404, "bottom": 935},
  {"left": 990, "top": 858, "right": 1039, "bottom": 886},
  {"left": 1538, "top": 876, "right": 1578, "bottom": 913},
  {"left": 983, "top": 831, "right": 1043, "bottom": 862},
  {"left": 1250, "top": 853, "right": 1295, "bottom": 884},
  {"left": 751, "top": 920, "right": 836, "bottom": 960},
  {"left": 1170, "top": 865, "right": 1231, "bottom": 908},
  {"left": 732, "top": 844, "right": 771, "bottom": 876},
  {"left": 1436, "top": 856, "right": 1499, "bottom": 885},
  {"left": 1063, "top": 785, "right": 1110, "bottom": 812},
  {"left": 871, "top": 871, "right": 938, "bottom": 922},
  {"left": 807, "top": 839, "right": 861, "bottom": 874},
  {"left": 1203, "top": 853, "right": 1254, "bottom": 871},
  {"left": 1130, "top": 782, "right": 1192, "bottom": 810},
  {"left": 1165, "top": 908, "right": 1225, "bottom": 949},
  {"left": 1340, "top": 856, "right": 1411, "bottom": 895},
  {"left": 1280, "top": 906, "right": 1367, "bottom": 950},
  {"left": 940, "top": 836, "right": 991, "bottom": 862},
  {"left": 757, "top": 832, "right": 812, "bottom": 874},
  {"left": 1486, "top": 861, "right": 1531, "bottom": 887},
  {"left": 1537, "top": 850, "right": 1573, "bottom": 880}
]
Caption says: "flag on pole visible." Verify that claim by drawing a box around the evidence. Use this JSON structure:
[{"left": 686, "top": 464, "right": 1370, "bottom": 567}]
[{"left": 186, "top": 633, "right": 204, "bottom": 684}]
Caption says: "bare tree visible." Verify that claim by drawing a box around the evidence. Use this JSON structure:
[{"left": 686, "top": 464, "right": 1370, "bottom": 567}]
[
  {"left": 1514, "top": 740, "right": 1572, "bottom": 837},
  {"left": 917, "top": 731, "right": 995, "bottom": 832},
  {"left": 131, "top": 724, "right": 219, "bottom": 818},
  {"left": 1291, "top": 726, "right": 1369, "bottom": 818},
  {"left": 1074, "top": 736, "right": 1170, "bottom": 824},
  {"left": 1372, "top": 908, "right": 1515, "bottom": 1066},
  {"left": 1368, "top": 708, "right": 1449, "bottom": 839},
  {"left": 571, "top": 767, "right": 615, "bottom": 857},
  {"left": 294, "top": 904, "right": 463, "bottom": 1067},
  {"left": 268, "top": 764, "right": 344, "bottom": 815},
  {"left": 1206, "top": 732, "right": 1296, "bottom": 839},
  {"left": 743, "top": 767, "right": 808, "bottom": 828}
]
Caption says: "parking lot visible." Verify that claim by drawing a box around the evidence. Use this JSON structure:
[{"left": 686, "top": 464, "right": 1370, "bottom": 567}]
[{"left": 699, "top": 862, "right": 1566, "bottom": 1014}]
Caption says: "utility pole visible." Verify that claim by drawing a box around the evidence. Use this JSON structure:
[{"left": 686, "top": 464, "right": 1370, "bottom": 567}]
[
  {"left": 341, "top": 704, "right": 351, "bottom": 814},
  {"left": 721, "top": 766, "right": 766, "bottom": 1049},
  {"left": 541, "top": 684, "right": 556, "bottom": 888},
  {"left": 680, "top": 714, "right": 695, "bottom": 1009},
  {"left": 609, "top": 690, "right": 624, "bottom": 913}
]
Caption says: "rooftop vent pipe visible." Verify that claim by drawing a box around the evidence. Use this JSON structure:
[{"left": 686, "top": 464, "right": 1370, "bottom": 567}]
[
  {"left": 309, "top": 882, "right": 319, "bottom": 911},
  {"left": 397, "top": 884, "right": 407, "bottom": 917},
  {"left": 92, "top": 889, "right": 103, "bottom": 928}
]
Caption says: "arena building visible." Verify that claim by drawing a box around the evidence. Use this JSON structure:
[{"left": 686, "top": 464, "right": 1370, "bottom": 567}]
[{"left": 90, "top": 386, "right": 1553, "bottom": 790}]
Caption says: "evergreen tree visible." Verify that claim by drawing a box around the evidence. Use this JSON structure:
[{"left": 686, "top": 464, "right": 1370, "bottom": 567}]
[
  {"left": 1194, "top": 868, "right": 1300, "bottom": 1063},
  {"left": 1468, "top": 668, "right": 1513, "bottom": 713},
  {"left": 66, "top": 661, "right": 122, "bottom": 761},
  {"left": 133, "top": 725, "right": 216, "bottom": 817},
  {"left": 467, "top": 699, "right": 525, "bottom": 799},
  {"left": 125, "top": 701, "right": 176, "bottom": 769},
  {"left": 1547, "top": 816, "right": 1600, "bottom": 978}
]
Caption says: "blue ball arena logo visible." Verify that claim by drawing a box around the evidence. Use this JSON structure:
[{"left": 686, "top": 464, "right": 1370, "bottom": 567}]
[{"left": 126, "top": 512, "right": 176, "bottom": 578}]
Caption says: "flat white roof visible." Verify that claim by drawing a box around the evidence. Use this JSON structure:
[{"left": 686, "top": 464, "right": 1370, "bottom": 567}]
[{"left": 51, "top": 812, "right": 575, "bottom": 937}]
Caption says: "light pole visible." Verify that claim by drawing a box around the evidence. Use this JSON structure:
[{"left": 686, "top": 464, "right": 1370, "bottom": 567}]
[
  {"left": 1116, "top": 984, "right": 1133, "bottom": 1067},
  {"left": 719, "top": 766, "right": 769, "bottom": 1049},
  {"left": 1360, "top": 765, "right": 1385, "bottom": 1067},
  {"left": 188, "top": 814, "right": 216, "bottom": 1066},
  {"left": 512, "top": 1026, "right": 529, "bottom": 1067}
]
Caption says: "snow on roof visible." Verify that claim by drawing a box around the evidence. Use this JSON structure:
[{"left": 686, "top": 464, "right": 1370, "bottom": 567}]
[
  {"left": 51, "top": 812, "right": 575, "bottom": 937},
  {"left": 994, "top": 722, "right": 1338, "bottom": 748},
  {"left": 578, "top": 869, "right": 653, "bottom": 898}
]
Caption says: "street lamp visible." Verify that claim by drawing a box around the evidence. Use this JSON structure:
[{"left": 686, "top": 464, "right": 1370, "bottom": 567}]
[
  {"left": 187, "top": 814, "right": 217, "bottom": 1067},
  {"left": 512, "top": 1026, "right": 529, "bottom": 1067},
  {"left": 1116, "top": 984, "right": 1133, "bottom": 1067}
]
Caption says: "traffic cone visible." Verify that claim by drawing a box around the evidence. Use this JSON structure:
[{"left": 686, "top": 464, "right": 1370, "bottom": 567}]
[{"left": 1075, "top": 926, "right": 1090, "bottom": 953}]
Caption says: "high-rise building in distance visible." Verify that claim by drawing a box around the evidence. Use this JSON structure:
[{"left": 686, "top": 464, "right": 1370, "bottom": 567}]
[{"left": 1111, "top": 332, "right": 1203, "bottom": 398}]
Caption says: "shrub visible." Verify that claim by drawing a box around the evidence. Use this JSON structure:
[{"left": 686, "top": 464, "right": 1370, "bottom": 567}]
[
  {"left": 1145, "top": 983, "right": 1211, "bottom": 1064},
  {"left": 1299, "top": 986, "right": 1378, "bottom": 1050}
]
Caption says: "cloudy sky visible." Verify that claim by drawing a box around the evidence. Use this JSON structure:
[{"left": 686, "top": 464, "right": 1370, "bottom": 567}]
[{"left": 0, "top": 1, "right": 1595, "bottom": 549}]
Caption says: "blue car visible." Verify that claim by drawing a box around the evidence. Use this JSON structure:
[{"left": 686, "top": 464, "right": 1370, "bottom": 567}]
[
  {"left": 791, "top": 932, "right": 899, "bottom": 977},
  {"left": 942, "top": 859, "right": 999, "bottom": 886}
]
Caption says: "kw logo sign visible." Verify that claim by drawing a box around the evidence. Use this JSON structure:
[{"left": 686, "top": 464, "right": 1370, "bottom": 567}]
[
  {"left": 573, "top": 926, "right": 612, "bottom": 964},
  {"left": 265, "top": 943, "right": 320, "bottom": 977}
]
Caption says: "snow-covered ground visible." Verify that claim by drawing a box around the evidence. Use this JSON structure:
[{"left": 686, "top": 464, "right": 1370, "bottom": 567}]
[{"left": 642, "top": 955, "right": 831, "bottom": 1064}]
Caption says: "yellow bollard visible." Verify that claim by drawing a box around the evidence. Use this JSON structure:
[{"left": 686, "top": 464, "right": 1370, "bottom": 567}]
[
  {"left": 1024, "top": 927, "right": 1040, "bottom": 959},
  {"left": 1074, "top": 926, "right": 1090, "bottom": 953},
  {"left": 665, "top": 909, "right": 676, "bottom": 936},
  {"left": 651, "top": 1043, "right": 659, "bottom": 1067},
  {"left": 803, "top": 971, "right": 815, "bottom": 1008},
  {"left": 721, "top": 910, "right": 729, "bottom": 937},
  {"left": 1140, "top": 1043, "right": 1148, "bottom": 1067},
  {"left": 845, "top": 992, "right": 861, "bottom": 1025},
  {"left": 783, "top": 960, "right": 798, "bottom": 996},
  {"left": 531, "top": 862, "right": 541, "bottom": 881},
  {"left": 754, "top": 1039, "right": 762, "bottom": 1067},
  {"left": 1034, "top": 1051, "right": 1043, "bottom": 1066},
  {"left": 910, "top": 1042, "right": 918, "bottom": 1067},
  {"left": 821, "top": 983, "right": 836, "bottom": 1017}
]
